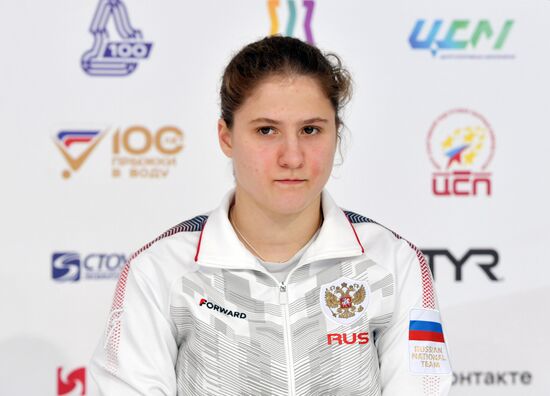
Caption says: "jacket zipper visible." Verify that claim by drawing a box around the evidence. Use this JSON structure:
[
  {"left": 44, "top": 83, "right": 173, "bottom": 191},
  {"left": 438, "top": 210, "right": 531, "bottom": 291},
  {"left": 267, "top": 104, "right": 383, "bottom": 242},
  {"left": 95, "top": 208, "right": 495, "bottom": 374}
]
[
  {"left": 279, "top": 280, "right": 296, "bottom": 396},
  {"left": 199, "top": 252, "right": 361, "bottom": 395},
  {"left": 272, "top": 254, "right": 358, "bottom": 395}
]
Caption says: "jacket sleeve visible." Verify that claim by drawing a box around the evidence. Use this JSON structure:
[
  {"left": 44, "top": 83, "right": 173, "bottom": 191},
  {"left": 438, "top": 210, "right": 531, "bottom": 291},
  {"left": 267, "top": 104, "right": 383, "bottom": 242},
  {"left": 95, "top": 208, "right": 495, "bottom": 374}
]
[
  {"left": 89, "top": 257, "right": 178, "bottom": 395},
  {"left": 375, "top": 240, "right": 453, "bottom": 395}
]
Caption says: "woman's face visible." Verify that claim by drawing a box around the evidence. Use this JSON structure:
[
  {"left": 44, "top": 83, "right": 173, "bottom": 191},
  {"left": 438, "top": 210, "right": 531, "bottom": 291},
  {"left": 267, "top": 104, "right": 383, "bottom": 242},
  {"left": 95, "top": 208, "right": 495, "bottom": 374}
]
[{"left": 218, "top": 74, "right": 338, "bottom": 215}]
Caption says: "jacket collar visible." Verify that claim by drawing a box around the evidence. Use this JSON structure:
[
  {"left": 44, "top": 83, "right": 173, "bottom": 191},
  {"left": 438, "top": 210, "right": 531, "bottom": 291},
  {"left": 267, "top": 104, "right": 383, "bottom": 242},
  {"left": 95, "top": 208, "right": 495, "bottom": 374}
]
[{"left": 195, "top": 188, "right": 364, "bottom": 270}]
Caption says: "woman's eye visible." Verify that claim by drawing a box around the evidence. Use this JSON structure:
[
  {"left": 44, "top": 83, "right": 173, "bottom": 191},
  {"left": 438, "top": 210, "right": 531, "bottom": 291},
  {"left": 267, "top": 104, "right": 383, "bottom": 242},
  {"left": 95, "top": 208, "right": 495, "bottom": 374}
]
[
  {"left": 258, "top": 126, "right": 275, "bottom": 135},
  {"left": 303, "top": 126, "right": 320, "bottom": 135}
]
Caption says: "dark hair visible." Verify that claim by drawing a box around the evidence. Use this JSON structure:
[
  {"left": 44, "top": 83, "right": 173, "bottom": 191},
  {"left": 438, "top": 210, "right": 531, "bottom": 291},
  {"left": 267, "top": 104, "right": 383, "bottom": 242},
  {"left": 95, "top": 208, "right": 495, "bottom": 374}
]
[{"left": 220, "top": 35, "right": 353, "bottom": 135}]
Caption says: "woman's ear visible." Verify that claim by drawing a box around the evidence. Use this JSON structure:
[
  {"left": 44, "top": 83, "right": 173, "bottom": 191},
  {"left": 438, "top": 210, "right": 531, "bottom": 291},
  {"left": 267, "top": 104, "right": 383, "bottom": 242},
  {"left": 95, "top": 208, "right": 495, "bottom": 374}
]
[{"left": 217, "top": 118, "right": 233, "bottom": 158}]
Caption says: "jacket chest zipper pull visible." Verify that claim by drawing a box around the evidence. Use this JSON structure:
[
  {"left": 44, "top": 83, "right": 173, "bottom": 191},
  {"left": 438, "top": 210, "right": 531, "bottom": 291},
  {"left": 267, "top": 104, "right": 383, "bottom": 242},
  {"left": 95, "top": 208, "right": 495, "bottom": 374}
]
[{"left": 279, "top": 282, "right": 288, "bottom": 304}]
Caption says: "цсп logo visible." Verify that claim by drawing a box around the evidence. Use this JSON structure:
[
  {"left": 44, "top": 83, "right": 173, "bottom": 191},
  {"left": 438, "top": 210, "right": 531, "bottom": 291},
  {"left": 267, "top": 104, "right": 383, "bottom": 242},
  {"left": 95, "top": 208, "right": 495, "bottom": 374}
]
[{"left": 427, "top": 108, "right": 496, "bottom": 196}]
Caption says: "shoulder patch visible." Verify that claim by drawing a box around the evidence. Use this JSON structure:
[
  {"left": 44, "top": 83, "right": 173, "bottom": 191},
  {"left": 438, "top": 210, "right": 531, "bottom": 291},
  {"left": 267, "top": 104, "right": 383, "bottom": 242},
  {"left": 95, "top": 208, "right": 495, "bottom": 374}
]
[{"left": 408, "top": 308, "right": 451, "bottom": 375}]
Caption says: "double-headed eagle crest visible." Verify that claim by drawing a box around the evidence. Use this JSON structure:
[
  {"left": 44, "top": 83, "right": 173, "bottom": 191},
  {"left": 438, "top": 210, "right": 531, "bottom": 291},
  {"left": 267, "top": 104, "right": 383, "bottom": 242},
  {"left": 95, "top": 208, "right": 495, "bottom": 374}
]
[{"left": 324, "top": 282, "right": 366, "bottom": 319}]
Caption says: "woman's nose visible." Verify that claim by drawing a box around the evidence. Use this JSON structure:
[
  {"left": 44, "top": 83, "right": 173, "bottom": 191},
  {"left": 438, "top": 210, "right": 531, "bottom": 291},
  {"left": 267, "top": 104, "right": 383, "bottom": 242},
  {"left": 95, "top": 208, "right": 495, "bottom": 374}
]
[{"left": 277, "top": 134, "right": 304, "bottom": 169}]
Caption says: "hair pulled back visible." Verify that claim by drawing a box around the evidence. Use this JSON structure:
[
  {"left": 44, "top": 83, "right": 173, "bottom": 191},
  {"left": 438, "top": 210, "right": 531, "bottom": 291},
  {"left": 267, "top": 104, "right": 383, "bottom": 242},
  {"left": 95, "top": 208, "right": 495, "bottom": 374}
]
[{"left": 220, "top": 35, "right": 353, "bottom": 133}]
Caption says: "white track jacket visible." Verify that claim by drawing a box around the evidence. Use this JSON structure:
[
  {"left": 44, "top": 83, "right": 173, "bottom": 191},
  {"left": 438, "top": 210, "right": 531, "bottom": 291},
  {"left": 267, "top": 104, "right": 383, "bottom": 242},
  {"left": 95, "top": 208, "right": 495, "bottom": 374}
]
[{"left": 90, "top": 189, "right": 453, "bottom": 395}]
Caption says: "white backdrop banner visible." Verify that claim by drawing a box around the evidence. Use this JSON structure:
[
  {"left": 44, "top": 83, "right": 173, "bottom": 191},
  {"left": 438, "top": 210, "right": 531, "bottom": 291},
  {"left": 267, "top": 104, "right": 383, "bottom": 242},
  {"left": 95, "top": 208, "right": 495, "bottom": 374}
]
[{"left": 0, "top": 0, "right": 549, "bottom": 395}]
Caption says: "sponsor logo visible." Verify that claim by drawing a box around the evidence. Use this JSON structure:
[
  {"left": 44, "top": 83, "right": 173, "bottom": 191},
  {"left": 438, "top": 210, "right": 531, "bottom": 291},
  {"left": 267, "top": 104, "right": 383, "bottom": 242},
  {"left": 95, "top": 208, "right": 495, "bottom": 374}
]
[
  {"left": 453, "top": 371, "right": 533, "bottom": 386},
  {"left": 427, "top": 108, "right": 495, "bottom": 196},
  {"left": 199, "top": 298, "right": 247, "bottom": 319},
  {"left": 81, "top": 0, "right": 153, "bottom": 76},
  {"left": 54, "top": 125, "right": 185, "bottom": 179},
  {"left": 112, "top": 125, "right": 184, "bottom": 178},
  {"left": 320, "top": 277, "right": 370, "bottom": 325},
  {"left": 268, "top": 0, "right": 316, "bottom": 44},
  {"left": 53, "top": 130, "right": 106, "bottom": 179},
  {"left": 52, "top": 252, "right": 126, "bottom": 282},
  {"left": 409, "top": 308, "right": 451, "bottom": 374},
  {"left": 57, "top": 366, "right": 86, "bottom": 395},
  {"left": 327, "top": 332, "right": 369, "bottom": 345},
  {"left": 422, "top": 249, "right": 501, "bottom": 282},
  {"left": 409, "top": 19, "right": 514, "bottom": 59}
]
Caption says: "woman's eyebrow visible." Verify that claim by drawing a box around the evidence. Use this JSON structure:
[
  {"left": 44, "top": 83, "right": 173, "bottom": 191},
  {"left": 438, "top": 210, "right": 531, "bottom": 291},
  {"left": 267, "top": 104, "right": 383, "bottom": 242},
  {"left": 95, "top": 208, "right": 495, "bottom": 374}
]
[
  {"left": 249, "top": 117, "right": 329, "bottom": 125},
  {"left": 249, "top": 117, "right": 281, "bottom": 125},
  {"left": 302, "top": 117, "right": 329, "bottom": 124}
]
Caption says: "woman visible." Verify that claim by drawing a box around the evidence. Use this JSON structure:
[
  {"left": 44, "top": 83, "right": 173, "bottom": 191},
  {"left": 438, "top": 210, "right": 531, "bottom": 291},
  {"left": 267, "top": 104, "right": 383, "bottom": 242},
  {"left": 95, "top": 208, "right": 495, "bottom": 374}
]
[{"left": 91, "top": 36, "right": 452, "bottom": 395}]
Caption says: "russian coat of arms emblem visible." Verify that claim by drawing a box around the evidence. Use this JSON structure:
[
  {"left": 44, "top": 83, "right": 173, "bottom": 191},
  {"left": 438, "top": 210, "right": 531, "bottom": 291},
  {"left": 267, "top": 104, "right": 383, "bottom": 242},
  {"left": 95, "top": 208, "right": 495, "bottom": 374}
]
[{"left": 320, "top": 277, "right": 370, "bottom": 325}]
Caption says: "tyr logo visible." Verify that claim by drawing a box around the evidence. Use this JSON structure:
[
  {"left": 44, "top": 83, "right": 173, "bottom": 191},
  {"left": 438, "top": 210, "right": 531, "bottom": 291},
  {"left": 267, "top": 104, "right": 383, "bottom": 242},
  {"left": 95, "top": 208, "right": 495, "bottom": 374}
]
[{"left": 422, "top": 249, "right": 501, "bottom": 281}]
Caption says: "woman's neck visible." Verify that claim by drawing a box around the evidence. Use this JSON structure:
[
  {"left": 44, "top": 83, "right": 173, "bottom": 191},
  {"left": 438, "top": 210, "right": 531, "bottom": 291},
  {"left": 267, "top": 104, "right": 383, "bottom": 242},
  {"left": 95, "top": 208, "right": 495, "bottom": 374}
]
[{"left": 229, "top": 187, "right": 323, "bottom": 263}]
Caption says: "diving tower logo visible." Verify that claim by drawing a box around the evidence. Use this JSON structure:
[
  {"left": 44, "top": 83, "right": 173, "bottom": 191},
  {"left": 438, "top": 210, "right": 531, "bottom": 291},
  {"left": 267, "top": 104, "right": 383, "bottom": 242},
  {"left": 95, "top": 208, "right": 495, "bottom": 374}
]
[
  {"left": 426, "top": 109, "right": 496, "bottom": 196},
  {"left": 81, "top": 0, "right": 153, "bottom": 76},
  {"left": 268, "top": 0, "right": 316, "bottom": 44},
  {"left": 53, "top": 129, "right": 106, "bottom": 179},
  {"left": 54, "top": 126, "right": 185, "bottom": 179}
]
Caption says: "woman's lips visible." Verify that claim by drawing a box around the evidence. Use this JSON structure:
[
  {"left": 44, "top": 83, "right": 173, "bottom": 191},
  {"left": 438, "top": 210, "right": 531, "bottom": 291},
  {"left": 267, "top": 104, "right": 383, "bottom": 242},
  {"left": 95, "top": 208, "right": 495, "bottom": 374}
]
[{"left": 275, "top": 179, "right": 306, "bottom": 185}]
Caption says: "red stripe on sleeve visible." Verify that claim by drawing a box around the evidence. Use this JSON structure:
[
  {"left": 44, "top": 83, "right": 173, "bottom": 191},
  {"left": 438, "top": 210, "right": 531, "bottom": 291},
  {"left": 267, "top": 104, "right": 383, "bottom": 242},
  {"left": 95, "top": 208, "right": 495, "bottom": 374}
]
[{"left": 409, "top": 330, "right": 445, "bottom": 343}]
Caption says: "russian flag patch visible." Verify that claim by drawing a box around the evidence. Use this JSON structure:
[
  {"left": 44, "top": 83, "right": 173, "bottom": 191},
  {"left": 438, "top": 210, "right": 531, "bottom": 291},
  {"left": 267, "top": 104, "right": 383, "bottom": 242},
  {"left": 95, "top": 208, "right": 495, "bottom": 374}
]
[{"left": 408, "top": 308, "right": 451, "bottom": 375}]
